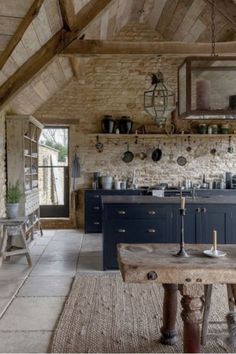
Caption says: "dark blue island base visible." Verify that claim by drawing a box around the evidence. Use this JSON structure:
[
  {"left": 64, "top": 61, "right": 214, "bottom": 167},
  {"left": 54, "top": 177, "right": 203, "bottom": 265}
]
[{"left": 102, "top": 195, "right": 236, "bottom": 270}]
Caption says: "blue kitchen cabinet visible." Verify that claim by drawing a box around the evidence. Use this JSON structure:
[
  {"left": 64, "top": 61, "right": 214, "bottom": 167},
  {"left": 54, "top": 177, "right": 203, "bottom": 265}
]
[
  {"left": 103, "top": 203, "right": 173, "bottom": 270},
  {"left": 84, "top": 189, "right": 143, "bottom": 233}
]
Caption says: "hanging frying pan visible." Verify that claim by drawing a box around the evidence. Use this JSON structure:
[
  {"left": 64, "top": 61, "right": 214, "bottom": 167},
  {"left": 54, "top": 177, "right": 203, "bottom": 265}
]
[
  {"left": 152, "top": 145, "right": 162, "bottom": 162},
  {"left": 122, "top": 143, "right": 134, "bottom": 163},
  {"left": 177, "top": 138, "right": 187, "bottom": 166}
]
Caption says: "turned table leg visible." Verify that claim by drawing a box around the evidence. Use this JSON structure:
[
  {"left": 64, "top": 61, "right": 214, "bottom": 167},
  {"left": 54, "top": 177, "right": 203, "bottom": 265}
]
[
  {"left": 160, "top": 283, "right": 178, "bottom": 345},
  {"left": 179, "top": 284, "right": 204, "bottom": 353}
]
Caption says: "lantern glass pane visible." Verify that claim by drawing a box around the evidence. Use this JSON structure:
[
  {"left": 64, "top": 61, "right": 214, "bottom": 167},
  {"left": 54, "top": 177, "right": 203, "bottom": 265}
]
[{"left": 191, "top": 59, "right": 236, "bottom": 111}]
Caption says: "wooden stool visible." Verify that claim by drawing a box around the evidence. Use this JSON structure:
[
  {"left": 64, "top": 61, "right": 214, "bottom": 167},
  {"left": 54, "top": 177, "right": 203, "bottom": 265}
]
[
  {"left": 0, "top": 218, "right": 32, "bottom": 267},
  {"left": 201, "top": 284, "right": 236, "bottom": 345}
]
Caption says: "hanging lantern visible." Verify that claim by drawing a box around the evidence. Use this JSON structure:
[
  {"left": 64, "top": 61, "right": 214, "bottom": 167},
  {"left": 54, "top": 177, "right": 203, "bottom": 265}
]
[
  {"left": 178, "top": 0, "right": 236, "bottom": 119},
  {"left": 144, "top": 71, "right": 176, "bottom": 125}
]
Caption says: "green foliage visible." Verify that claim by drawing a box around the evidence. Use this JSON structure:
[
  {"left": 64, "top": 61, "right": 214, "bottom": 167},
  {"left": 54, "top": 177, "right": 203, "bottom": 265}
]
[
  {"left": 45, "top": 139, "right": 68, "bottom": 162},
  {"left": 6, "top": 182, "right": 22, "bottom": 203}
]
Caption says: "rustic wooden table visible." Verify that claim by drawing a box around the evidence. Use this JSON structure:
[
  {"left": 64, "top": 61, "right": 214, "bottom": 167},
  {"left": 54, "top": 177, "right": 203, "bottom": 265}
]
[{"left": 118, "top": 243, "right": 236, "bottom": 353}]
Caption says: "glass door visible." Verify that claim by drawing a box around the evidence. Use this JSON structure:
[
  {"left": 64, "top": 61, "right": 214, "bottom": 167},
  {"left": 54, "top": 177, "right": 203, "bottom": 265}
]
[{"left": 38, "top": 127, "right": 69, "bottom": 217}]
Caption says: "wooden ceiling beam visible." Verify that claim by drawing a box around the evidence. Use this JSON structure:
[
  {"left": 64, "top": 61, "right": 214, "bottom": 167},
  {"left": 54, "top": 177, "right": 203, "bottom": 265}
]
[
  {"left": 59, "top": 0, "right": 76, "bottom": 31},
  {"left": 61, "top": 39, "right": 236, "bottom": 56},
  {"left": 0, "top": 0, "right": 113, "bottom": 108},
  {"left": 0, "top": 0, "right": 44, "bottom": 72},
  {"left": 204, "top": 0, "right": 236, "bottom": 31}
]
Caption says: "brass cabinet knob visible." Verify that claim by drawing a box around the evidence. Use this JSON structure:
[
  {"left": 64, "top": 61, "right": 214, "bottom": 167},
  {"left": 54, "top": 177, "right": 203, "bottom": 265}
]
[
  {"left": 94, "top": 195, "right": 100, "bottom": 198},
  {"left": 148, "top": 229, "right": 156, "bottom": 233},
  {"left": 93, "top": 206, "right": 100, "bottom": 210},
  {"left": 94, "top": 222, "right": 100, "bottom": 225},
  {"left": 118, "top": 229, "right": 126, "bottom": 233},
  {"left": 196, "top": 208, "right": 201, "bottom": 213},
  {"left": 201, "top": 208, "right": 207, "bottom": 213}
]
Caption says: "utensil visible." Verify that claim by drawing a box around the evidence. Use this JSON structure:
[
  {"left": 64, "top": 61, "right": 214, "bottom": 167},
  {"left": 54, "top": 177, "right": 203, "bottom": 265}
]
[
  {"left": 186, "top": 136, "right": 192, "bottom": 152},
  {"left": 122, "top": 143, "right": 134, "bottom": 163},
  {"left": 152, "top": 145, "right": 162, "bottom": 162},
  {"left": 210, "top": 141, "right": 216, "bottom": 155},
  {"left": 95, "top": 135, "right": 103, "bottom": 153},
  {"left": 139, "top": 152, "right": 147, "bottom": 160},
  {"left": 227, "top": 136, "right": 233, "bottom": 153},
  {"left": 177, "top": 139, "right": 187, "bottom": 166}
]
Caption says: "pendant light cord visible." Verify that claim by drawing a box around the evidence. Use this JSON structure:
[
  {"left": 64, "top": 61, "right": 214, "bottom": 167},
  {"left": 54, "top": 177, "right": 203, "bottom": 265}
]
[{"left": 211, "top": 0, "right": 216, "bottom": 56}]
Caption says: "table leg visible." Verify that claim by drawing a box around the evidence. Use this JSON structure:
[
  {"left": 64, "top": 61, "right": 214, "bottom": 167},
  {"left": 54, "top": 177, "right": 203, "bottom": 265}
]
[
  {"left": 160, "top": 283, "right": 178, "bottom": 345},
  {"left": 179, "top": 284, "right": 204, "bottom": 353}
]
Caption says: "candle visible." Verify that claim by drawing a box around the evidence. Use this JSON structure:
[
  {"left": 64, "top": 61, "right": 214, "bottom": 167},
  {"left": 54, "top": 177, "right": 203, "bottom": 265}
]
[
  {"left": 213, "top": 230, "right": 217, "bottom": 251},
  {"left": 180, "top": 196, "right": 185, "bottom": 210}
]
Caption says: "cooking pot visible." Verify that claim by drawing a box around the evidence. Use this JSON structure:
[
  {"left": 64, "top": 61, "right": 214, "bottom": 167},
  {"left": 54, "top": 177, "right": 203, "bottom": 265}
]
[
  {"left": 122, "top": 143, "right": 134, "bottom": 163},
  {"left": 152, "top": 147, "right": 162, "bottom": 162}
]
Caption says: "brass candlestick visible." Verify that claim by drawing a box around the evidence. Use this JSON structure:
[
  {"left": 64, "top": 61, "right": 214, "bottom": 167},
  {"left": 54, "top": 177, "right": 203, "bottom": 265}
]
[{"left": 175, "top": 208, "right": 189, "bottom": 257}]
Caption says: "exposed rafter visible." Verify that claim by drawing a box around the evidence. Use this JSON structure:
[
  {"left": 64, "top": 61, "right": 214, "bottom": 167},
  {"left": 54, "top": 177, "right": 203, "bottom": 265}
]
[
  {"left": 0, "top": 0, "right": 113, "bottom": 108},
  {"left": 0, "top": 0, "right": 44, "bottom": 72},
  {"left": 61, "top": 39, "right": 236, "bottom": 56},
  {"left": 204, "top": 0, "right": 236, "bottom": 31},
  {"left": 59, "top": 0, "right": 76, "bottom": 31}
]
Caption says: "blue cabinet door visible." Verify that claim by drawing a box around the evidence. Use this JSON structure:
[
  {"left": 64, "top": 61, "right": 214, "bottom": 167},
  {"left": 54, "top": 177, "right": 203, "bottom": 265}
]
[{"left": 197, "top": 205, "right": 231, "bottom": 244}]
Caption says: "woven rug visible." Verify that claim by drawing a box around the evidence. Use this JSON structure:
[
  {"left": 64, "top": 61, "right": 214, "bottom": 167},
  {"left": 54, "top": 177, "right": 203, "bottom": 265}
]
[{"left": 51, "top": 273, "right": 235, "bottom": 353}]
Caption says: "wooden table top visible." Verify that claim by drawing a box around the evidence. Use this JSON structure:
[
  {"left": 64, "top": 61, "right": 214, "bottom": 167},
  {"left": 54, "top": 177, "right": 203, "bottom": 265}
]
[{"left": 118, "top": 243, "right": 236, "bottom": 285}]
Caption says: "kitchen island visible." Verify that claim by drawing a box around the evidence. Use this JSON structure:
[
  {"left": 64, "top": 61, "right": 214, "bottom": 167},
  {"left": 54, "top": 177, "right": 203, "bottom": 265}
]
[{"left": 102, "top": 195, "right": 236, "bottom": 269}]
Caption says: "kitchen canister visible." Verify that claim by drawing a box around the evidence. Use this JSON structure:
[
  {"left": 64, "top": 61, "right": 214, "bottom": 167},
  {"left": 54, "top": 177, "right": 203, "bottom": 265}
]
[{"left": 101, "top": 176, "right": 113, "bottom": 190}]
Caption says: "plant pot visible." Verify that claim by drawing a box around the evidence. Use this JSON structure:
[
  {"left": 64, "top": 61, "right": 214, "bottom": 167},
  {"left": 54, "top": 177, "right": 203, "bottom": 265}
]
[
  {"left": 6, "top": 203, "right": 19, "bottom": 219},
  {"left": 119, "top": 116, "right": 133, "bottom": 134},
  {"left": 101, "top": 115, "right": 114, "bottom": 133}
]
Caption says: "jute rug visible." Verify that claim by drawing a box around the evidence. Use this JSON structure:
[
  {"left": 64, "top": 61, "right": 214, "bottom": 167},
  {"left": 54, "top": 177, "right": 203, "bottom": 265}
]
[{"left": 51, "top": 273, "right": 235, "bottom": 353}]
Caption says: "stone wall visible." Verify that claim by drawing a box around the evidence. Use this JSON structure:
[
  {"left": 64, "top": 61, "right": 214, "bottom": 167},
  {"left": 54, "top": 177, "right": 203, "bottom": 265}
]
[
  {"left": 35, "top": 54, "right": 236, "bottom": 228},
  {"left": 0, "top": 110, "right": 6, "bottom": 218}
]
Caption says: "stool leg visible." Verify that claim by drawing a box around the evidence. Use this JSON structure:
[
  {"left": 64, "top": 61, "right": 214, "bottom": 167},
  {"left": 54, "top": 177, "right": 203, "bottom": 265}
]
[
  {"left": 227, "top": 284, "right": 235, "bottom": 312},
  {"left": 0, "top": 226, "right": 8, "bottom": 267},
  {"left": 19, "top": 226, "right": 32, "bottom": 267},
  {"left": 201, "top": 284, "right": 213, "bottom": 345},
  {"left": 39, "top": 220, "right": 43, "bottom": 237}
]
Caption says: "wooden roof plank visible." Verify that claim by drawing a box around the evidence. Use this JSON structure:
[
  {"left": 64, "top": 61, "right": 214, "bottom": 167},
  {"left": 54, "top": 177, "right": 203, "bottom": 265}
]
[
  {"left": 0, "top": 0, "right": 34, "bottom": 17},
  {"left": 0, "top": 0, "right": 44, "bottom": 71},
  {"left": 44, "top": 0, "right": 63, "bottom": 34},
  {"left": 32, "top": 4, "right": 52, "bottom": 45},
  {"left": 0, "top": 16, "right": 22, "bottom": 35},
  {"left": 204, "top": 0, "right": 236, "bottom": 31}
]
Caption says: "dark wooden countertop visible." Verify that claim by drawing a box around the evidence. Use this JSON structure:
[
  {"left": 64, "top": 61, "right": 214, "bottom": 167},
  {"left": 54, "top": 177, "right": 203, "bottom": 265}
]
[{"left": 102, "top": 195, "right": 236, "bottom": 205}]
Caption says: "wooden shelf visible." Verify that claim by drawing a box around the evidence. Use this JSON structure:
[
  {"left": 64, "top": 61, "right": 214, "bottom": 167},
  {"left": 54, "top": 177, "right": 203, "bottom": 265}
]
[{"left": 89, "top": 133, "right": 236, "bottom": 138}]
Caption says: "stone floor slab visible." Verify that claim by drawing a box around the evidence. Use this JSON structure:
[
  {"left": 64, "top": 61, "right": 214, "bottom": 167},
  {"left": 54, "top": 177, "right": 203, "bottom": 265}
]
[
  {"left": 0, "top": 263, "right": 30, "bottom": 281},
  {"left": 29, "top": 245, "right": 47, "bottom": 256},
  {"left": 77, "top": 256, "right": 103, "bottom": 271},
  {"left": 0, "top": 297, "right": 65, "bottom": 331},
  {"left": 0, "top": 298, "right": 11, "bottom": 317},
  {"left": 18, "top": 276, "right": 73, "bottom": 297},
  {"left": 0, "top": 279, "right": 24, "bottom": 298},
  {"left": 30, "top": 260, "right": 77, "bottom": 276},
  {"left": 0, "top": 330, "right": 53, "bottom": 353}
]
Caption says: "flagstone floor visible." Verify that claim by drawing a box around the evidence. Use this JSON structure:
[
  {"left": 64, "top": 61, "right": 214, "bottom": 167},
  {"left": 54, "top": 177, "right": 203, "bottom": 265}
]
[{"left": 0, "top": 229, "right": 103, "bottom": 353}]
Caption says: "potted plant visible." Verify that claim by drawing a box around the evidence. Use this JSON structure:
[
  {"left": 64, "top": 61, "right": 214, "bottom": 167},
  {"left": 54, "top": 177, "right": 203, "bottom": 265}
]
[{"left": 6, "top": 182, "right": 22, "bottom": 219}]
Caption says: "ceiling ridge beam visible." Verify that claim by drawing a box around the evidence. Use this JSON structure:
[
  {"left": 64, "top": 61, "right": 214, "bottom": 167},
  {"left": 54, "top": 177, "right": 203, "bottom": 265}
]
[
  {"left": 0, "top": 0, "right": 45, "bottom": 72},
  {"left": 61, "top": 39, "right": 236, "bottom": 56}
]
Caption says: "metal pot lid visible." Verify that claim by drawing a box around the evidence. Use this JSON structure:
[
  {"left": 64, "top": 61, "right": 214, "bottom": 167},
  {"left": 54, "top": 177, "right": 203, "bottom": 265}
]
[{"left": 177, "top": 156, "right": 187, "bottom": 166}]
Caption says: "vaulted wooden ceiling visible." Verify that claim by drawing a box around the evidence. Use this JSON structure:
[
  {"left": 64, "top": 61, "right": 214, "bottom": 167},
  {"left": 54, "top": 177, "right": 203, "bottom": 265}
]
[{"left": 0, "top": 0, "right": 235, "bottom": 115}]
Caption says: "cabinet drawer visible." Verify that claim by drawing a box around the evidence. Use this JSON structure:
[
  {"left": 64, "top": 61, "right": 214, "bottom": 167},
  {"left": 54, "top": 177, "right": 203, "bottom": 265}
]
[
  {"left": 103, "top": 219, "right": 169, "bottom": 242},
  {"left": 105, "top": 205, "right": 168, "bottom": 219}
]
